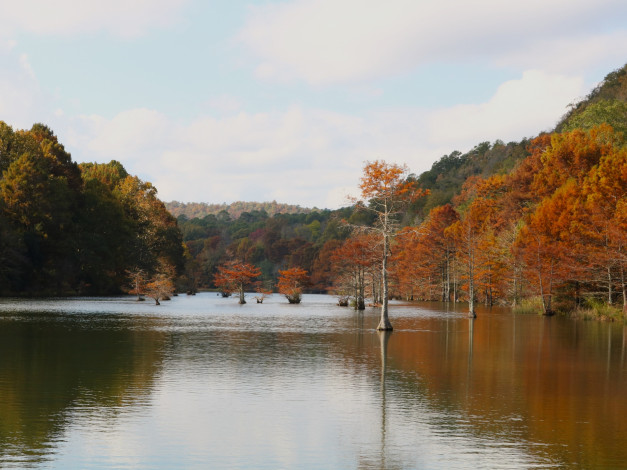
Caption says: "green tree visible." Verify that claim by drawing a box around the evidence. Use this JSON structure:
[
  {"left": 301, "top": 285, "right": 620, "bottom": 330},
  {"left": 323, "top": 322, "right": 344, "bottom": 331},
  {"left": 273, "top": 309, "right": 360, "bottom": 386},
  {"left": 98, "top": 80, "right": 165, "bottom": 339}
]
[{"left": 561, "top": 100, "right": 627, "bottom": 136}]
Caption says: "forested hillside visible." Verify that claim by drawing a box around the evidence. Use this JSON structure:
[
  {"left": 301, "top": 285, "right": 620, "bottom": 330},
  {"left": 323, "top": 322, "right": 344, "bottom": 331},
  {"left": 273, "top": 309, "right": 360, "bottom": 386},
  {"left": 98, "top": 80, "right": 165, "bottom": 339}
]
[
  {"left": 176, "top": 206, "right": 357, "bottom": 293},
  {"left": 166, "top": 200, "right": 314, "bottom": 219},
  {"left": 556, "top": 64, "right": 627, "bottom": 135},
  {"left": 1, "top": 63, "right": 625, "bottom": 317},
  {"left": 405, "top": 139, "right": 531, "bottom": 220},
  {"left": 400, "top": 64, "right": 627, "bottom": 222},
  {"left": 0, "top": 122, "right": 184, "bottom": 296},
  {"left": 177, "top": 63, "right": 627, "bottom": 319}
]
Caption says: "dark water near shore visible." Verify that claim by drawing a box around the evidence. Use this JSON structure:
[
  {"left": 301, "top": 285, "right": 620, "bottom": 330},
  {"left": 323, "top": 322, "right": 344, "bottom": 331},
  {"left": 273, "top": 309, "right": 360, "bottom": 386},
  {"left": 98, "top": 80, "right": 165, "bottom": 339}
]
[{"left": 0, "top": 294, "right": 625, "bottom": 469}]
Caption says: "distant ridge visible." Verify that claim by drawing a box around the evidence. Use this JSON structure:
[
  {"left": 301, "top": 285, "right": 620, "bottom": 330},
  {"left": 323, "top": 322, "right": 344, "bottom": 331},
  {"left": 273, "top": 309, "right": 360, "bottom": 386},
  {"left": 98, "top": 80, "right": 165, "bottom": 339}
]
[{"left": 165, "top": 200, "right": 316, "bottom": 219}]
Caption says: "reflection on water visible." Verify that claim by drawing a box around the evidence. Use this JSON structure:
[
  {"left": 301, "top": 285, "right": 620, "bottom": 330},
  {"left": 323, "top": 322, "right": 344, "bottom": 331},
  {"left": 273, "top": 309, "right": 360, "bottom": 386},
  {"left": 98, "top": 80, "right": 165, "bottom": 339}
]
[{"left": 0, "top": 294, "right": 626, "bottom": 469}]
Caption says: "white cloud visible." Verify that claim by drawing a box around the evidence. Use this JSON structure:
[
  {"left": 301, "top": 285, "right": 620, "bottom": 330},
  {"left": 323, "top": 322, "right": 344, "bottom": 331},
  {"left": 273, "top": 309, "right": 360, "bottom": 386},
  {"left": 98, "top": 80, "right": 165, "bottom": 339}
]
[
  {"left": 86, "top": 109, "right": 171, "bottom": 156},
  {"left": 428, "top": 70, "right": 585, "bottom": 147},
  {"left": 0, "top": 47, "right": 45, "bottom": 129},
  {"left": 238, "top": 0, "right": 627, "bottom": 84},
  {"left": 0, "top": 0, "right": 188, "bottom": 38},
  {"left": 73, "top": 106, "right": 388, "bottom": 208},
  {"left": 61, "top": 69, "right": 581, "bottom": 209},
  {"left": 206, "top": 94, "right": 244, "bottom": 115},
  {"left": 495, "top": 31, "right": 627, "bottom": 75},
  {"left": 0, "top": 39, "right": 17, "bottom": 52}
]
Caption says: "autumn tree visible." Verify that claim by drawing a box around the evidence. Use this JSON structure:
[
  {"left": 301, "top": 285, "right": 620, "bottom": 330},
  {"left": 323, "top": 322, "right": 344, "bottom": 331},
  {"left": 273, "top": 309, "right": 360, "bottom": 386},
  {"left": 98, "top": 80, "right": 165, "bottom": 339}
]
[
  {"left": 214, "top": 260, "right": 261, "bottom": 304},
  {"left": 353, "top": 160, "right": 428, "bottom": 330},
  {"left": 515, "top": 181, "right": 581, "bottom": 315},
  {"left": 408, "top": 204, "right": 459, "bottom": 301},
  {"left": 145, "top": 274, "right": 175, "bottom": 305},
  {"left": 115, "top": 175, "right": 184, "bottom": 275},
  {"left": 391, "top": 227, "right": 433, "bottom": 300},
  {"left": 576, "top": 141, "right": 627, "bottom": 310},
  {"left": 0, "top": 126, "right": 80, "bottom": 293},
  {"left": 330, "top": 233, "right": 378, "bottom": 310},
  {"left": 309, "top": 239, "right": 342, "bottom": 292},
  {"left": 144, "top": 261, "right": 177, "bottom": 305},
  {"left": 126, "top": 268, "right": 148, "bottom": 301},
  {"left": 0, "top": 122, "right": 185, "bottom": 296},
  {"left": 512, "top": 126, "right": 626, "bottom": 314},
  {"left": 277, "top": 267, "right": 309, "bottom": 304},
  {"left": 446, "top": 176, "right": 510, "bottom": 317}
]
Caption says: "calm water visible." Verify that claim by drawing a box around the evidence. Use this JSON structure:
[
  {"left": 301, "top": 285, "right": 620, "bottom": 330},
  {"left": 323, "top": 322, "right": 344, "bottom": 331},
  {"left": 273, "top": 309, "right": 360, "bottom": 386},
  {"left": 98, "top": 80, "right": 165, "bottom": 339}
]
[{"left": 0, "top": 294, "right": 625, "bottom": 469}]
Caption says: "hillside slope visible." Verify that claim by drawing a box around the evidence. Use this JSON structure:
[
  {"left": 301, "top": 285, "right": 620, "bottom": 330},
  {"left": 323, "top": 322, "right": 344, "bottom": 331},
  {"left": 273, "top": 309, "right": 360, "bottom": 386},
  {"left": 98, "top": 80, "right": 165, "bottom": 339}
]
[{"left": 165, "top": 200, "right": 315, "bottom": 219}]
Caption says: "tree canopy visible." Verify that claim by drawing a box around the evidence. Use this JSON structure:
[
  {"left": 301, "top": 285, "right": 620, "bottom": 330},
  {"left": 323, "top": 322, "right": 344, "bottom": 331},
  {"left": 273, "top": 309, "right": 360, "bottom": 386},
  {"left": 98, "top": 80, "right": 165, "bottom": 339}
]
[{"left": 0, "top": 122, "right": 184, "bottom": 296}]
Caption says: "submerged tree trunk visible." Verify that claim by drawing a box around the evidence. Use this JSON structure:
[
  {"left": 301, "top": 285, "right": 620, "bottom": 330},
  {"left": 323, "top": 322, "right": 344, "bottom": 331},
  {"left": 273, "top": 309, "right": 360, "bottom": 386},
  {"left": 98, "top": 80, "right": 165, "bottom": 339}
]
[
  {"left": 453, "top": 258, "right": 458, "bottom": 302},
  {"left": 546, "top": 260, "right": 554, "bottom": 315},
  {"left": 467, "top": 227, "right": 476, "bottom": 319},
  {"left": 621, "top": 262, "right": 626, "bottom": 315},
  {"left": 371, "top": 276, "right": 378, "bottom": 305},
  {"left": 238, "top": 285, "right": 246, "bottom": 304},
  {"left": 377, "top": 231, "right": 393, "bottom": 331},
  {"left": 445, "top": 247, "right": 451, "bottom": 302},
  {"left": 608, "top": 264, "right": 613, "bottom": 305},
  {"left": 356, "top": 270, "right": 365, "bottom": 310},
  {"left": 512, "top": 268, "right": 518, "bottom": 308}
]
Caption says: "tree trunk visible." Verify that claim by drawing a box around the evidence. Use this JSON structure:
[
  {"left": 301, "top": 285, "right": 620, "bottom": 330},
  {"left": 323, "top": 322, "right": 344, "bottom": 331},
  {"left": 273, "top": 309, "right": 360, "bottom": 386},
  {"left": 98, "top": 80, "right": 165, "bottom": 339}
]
[
  {"left": 445, "top": 247, "right": 450, "bottom": 302},
  {"left": 608, "top": 264, "right": 613, "bottom": 305},
  {"left": 468, "top": 233, "right": 476, "bottom": 318},
  {"left": 621, "top": 262, "right": 626, "bottom": 315},
  {"left": 428, "top": 275, "right": 432, "bottom": 301},
  {"left": 372, "top": 276, "right": 377, "bottom": 304},
  {"left": 239, "top": 285, "right": 246, "bottom": 304},
  {"left": 453, "top": 259, "right": 458, "bottom": 302},
  {"left": 535, "top": 240, "right": 550, "bottom": 315},
  {"left": 546, "top": 260, "right": 554, "bottom": 315},
  {"left": 377, "top": 231, "right": 393, "bottom": 331}
]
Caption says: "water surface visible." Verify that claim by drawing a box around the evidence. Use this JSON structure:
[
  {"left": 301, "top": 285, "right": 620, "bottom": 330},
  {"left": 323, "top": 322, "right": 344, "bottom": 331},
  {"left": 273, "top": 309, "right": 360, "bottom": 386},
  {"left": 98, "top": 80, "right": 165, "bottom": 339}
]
[{"left": 0, "top": 294, "right": 625, "bottom": 469}]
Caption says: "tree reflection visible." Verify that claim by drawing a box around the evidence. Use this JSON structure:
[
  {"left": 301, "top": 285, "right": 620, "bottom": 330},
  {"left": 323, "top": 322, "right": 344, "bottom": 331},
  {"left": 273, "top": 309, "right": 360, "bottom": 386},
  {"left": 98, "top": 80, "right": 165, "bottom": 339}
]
[
  {"left": 466, "top": 317, "right": 474, "bottom": 399},
  {"left": 377, "top": 330, "right": 392, "bottom": 470},
  {"left": 0, "top": 313, "right": 165, "bottom": 466}
]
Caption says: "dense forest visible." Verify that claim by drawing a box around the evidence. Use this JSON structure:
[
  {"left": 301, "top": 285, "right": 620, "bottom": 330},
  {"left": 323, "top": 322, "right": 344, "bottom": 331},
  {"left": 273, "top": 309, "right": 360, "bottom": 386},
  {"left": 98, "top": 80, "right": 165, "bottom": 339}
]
[
  {"left": 166, "top": 200, "right": 315, "bottom": 219},
  {"left": 0, "top": 122, "right": 183, "bottom": 296},
  {"left": 1, "top": 63, "right": 625, "bottom": 319},
  {"left": 177, "top": 63, "right": 627, "bottom": 318}
]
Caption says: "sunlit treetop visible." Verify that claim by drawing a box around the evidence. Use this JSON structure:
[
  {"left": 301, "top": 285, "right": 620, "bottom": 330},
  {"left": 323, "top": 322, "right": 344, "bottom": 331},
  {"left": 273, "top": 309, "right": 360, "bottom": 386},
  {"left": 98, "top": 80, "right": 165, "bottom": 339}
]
[{"left": 358, "top": 160, "right": 419, "bottom": 202}]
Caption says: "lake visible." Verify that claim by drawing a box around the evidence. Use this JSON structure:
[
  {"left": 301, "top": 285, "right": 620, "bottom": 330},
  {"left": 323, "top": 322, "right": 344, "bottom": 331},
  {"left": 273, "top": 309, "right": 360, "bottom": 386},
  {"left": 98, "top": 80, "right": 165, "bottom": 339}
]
[{"left": 0, "top": 293, "right": 625, "bottom": 469}]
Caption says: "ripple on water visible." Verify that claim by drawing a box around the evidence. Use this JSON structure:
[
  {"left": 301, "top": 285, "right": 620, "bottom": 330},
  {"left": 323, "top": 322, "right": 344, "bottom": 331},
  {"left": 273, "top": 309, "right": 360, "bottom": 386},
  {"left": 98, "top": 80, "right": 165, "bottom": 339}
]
[{"left": 0, "top": 294, "right": 625, "bottom": 469}]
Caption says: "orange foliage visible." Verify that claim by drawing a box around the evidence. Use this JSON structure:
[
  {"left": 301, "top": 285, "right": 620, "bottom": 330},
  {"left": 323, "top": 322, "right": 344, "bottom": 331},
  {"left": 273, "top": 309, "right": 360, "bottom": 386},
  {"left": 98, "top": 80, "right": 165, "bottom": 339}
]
[
  {"left": 277, "top": 267, "right": 309, "bottom": 304},
  {"left": 330, "top": 233, "right": 379, "bottom": 309},
  {"left": 310, "top": 240, "right": 342, "bottom": 292},
  {"left": 514, "top": 126, "right": 627, "bottom": 312},
  {"left": 391, "top": 204, "right": 459, "bottom": 301},
  {"left": 531, "top": 124, "right": 619, "bottom": 199},
  {"left": 332, "top": 127, "right": 627, "bottom": 315},
  {"left": 355, "top": 160, "right": 429, "bottom": 330},
  {"left": 214, "top": 260, "right": 261, "bottom": 304}
]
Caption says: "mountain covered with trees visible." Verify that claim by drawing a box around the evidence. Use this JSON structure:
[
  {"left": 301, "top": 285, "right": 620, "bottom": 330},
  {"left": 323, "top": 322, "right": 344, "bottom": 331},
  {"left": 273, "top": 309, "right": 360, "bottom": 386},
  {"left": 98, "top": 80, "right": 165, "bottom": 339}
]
[
  {"left": 177, "top": 63, "right": 627, "bottom": 319},
  {"left": 166, "top": 200, "right": 315, "bottom": 219}
]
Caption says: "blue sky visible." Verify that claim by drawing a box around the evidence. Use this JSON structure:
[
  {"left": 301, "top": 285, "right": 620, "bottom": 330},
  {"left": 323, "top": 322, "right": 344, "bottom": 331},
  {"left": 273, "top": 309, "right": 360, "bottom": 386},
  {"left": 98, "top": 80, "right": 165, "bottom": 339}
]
[{"left": 1, "top": 0, "right": 626, "bottom": 208}]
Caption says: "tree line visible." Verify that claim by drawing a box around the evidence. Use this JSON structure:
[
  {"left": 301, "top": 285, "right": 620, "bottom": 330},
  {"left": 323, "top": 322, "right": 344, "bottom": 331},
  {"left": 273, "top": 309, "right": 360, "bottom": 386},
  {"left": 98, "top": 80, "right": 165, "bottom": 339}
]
[
  {"left": 0, "top": 122, "right": 184, "bottom": 296},
  {"left": 197, "top": 64, "right": 627, "bottom": 325},
  {"left": 2, "top": 64, "right": 625, "bottom": 320},
  {"left": 334, "top": 126, "right": 626, "bottom": 324},
  {"left": 178, "top": 133, "right": 625, "bottom": 322}
]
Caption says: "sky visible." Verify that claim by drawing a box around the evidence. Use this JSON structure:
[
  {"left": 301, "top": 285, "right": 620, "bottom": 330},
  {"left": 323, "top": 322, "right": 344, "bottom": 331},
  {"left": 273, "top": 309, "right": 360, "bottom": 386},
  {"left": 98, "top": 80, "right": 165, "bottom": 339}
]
[{"left": 1, "top": 0, "right": 626, "bottom": 209}]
